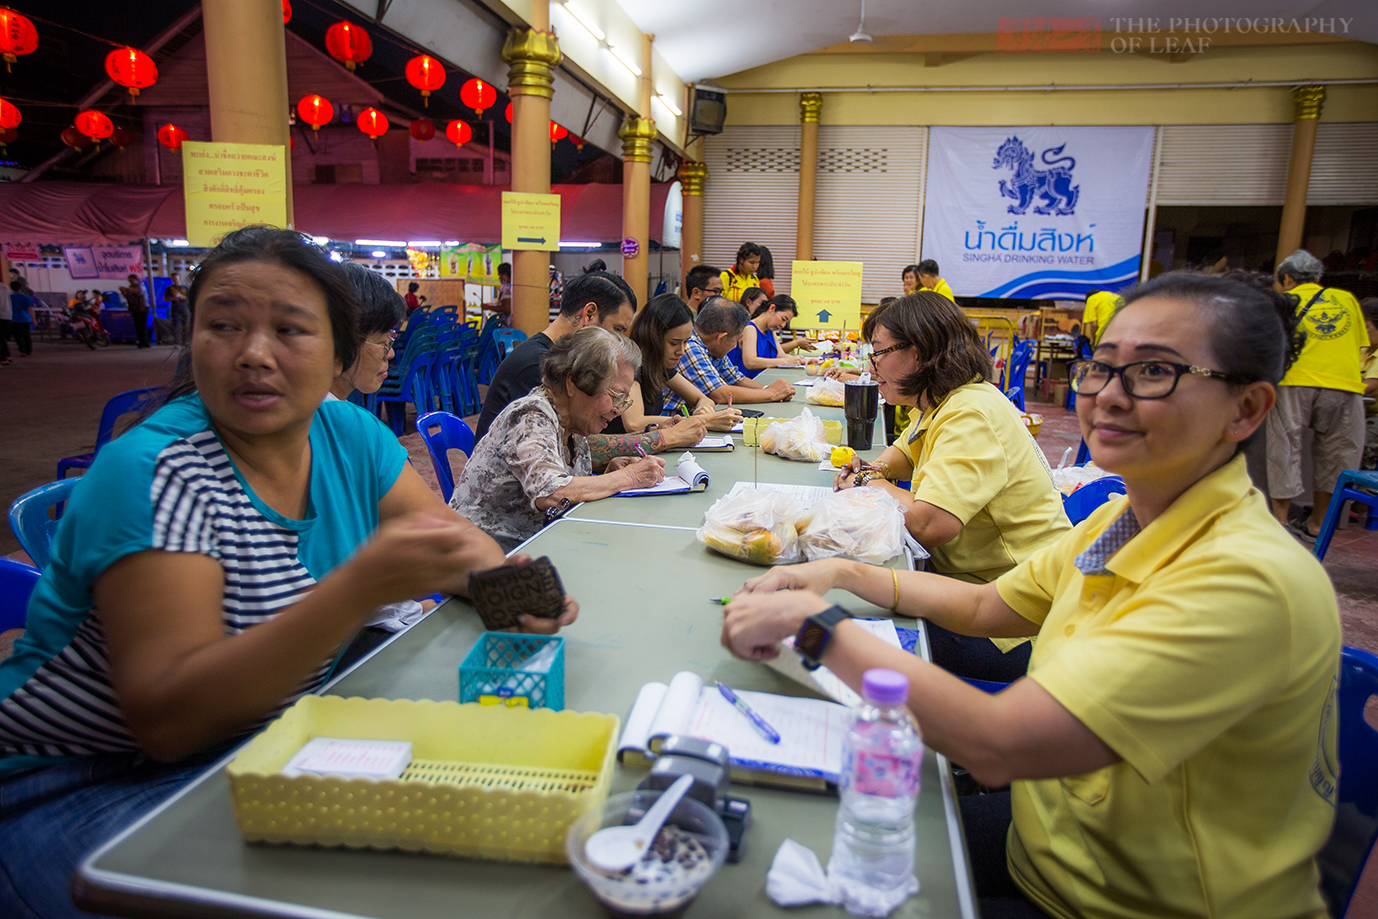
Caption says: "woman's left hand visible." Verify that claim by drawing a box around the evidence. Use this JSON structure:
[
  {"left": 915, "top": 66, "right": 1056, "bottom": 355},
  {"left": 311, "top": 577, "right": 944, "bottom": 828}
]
[{"left": 720, "top": 590, "right": 832, "bottom": 662}]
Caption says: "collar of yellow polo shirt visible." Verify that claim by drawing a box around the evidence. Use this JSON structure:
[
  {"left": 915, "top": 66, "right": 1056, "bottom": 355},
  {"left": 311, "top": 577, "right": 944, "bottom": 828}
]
[
  {"left": 995, "top": 454, "right": 1339, "bottom": 919},
  {"left": 1281, "top": 282, "right": 1370, "bottom": 393},
  {"left": 923, "top": 276, "right": 956, "bottom": 303}
]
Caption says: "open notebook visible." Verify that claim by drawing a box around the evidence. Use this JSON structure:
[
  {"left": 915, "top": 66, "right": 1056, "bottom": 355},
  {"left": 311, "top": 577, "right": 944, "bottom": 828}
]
[
  {"left": 764, "top": 618, "right": 903, "bottom": 708},
  {"left": 618, "top": 453, "right": 711, "bottom": 497},
  {"left": 617, "top": 671, "right": 848, "bottom": 789}
]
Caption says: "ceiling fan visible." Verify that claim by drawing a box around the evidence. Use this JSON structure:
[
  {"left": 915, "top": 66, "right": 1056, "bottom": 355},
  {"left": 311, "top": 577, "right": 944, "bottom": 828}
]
[{"left": 850, "top": 0, "right": 873, "bottom": 43}]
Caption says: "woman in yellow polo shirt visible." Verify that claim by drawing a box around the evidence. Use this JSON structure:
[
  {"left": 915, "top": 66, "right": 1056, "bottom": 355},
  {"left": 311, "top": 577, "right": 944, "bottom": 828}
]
[
  {"left": 834, "top": 291, "right": 1070, "bottom": 681},
  {"left": 722, "top": 273, "right": 1339, "bottom": 919},
  {"left": 719, "top": 242, "right": 762, "bottom": 302}
]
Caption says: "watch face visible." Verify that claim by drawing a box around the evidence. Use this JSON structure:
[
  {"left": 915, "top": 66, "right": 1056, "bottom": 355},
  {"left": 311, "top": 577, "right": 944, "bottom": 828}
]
[{"left": 798, "top": 621, "right": 828, "bottom": 661}]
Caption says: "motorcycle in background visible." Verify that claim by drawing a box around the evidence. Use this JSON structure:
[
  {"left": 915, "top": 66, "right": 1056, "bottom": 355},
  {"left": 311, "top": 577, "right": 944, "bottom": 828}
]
[{"left": 63, "top": 300, "right": 111, "bottom": 349}]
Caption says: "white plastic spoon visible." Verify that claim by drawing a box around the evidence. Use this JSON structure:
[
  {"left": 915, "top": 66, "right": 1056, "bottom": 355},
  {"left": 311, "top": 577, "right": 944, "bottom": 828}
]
[{"left": 584, "top": 774, "right": 695, "bottom": 873}]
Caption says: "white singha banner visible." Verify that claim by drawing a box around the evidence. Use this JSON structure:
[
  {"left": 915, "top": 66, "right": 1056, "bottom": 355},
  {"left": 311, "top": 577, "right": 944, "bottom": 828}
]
[{"left": 922, "top": 126, "right": 1154, "bottom": 299}]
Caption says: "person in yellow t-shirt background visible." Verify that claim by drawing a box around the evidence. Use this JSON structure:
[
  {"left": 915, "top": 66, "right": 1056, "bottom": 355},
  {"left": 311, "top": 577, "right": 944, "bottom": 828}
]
[
  {"left": 831, "top": 291, "right": 1071, "bottom": 681},
  {"left": 723, "top": 273, "right": 1339, "bottom": 919},
  {"left": 1081, "top": 288, "right": 1123, "bottom": 345},
  {"left": 917, "top": 258, "right": 957, "bottom": 303},
  {"left": 1267, "top": 249, "right": 1369, "bottom": 539},
  {"left": 719, "top": 242, "right": 762, "bottom": 302},
  {"left": 1361, "top": 297, "right": 1378, "bottom": 469}
]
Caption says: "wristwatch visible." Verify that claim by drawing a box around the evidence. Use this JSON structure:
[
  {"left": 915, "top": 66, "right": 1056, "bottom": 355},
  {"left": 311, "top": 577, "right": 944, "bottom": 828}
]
[{"left": 795, "top": 605, "right": 852, "bottom": 671}]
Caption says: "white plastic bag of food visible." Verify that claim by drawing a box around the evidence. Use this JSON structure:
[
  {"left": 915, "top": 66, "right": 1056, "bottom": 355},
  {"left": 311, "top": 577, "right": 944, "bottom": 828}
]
[
  {"left": 806, "top": 378, "right": 845, "bottom": 407},
  {"left": 797, "top": 488, "right": 908, "bottom": 565},
  {"left": 759, "top": 408, "right": 831, "bottom": 463},
  {"left": 696, "top": 488, "right": 804, "bottom": 565},
  {"left": 1048, "top": 446, "right": 1110, "bottom": 495}
]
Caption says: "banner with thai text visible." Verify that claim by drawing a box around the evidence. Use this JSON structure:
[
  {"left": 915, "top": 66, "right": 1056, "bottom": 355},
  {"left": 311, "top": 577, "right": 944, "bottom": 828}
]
[
  {"left": 182, "top": 141, "right": 289, "bottom": 247},
  {"left": 921, "top": 126, "right": 1153, "bottom": 299},
  {"left": 64, "top": 245, "right": 145, "bottom": 280}
]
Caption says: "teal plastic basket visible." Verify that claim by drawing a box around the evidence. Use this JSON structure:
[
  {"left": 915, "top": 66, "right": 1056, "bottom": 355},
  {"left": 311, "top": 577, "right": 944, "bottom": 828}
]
[{"left": 459, "top": 633, "right": 565, "bottom": 711}]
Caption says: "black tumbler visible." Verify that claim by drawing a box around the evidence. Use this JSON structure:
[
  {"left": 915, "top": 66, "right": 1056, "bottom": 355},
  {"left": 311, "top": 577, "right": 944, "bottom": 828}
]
[{"left": 844, "top": 381, "right": 880, "bottom": 451}]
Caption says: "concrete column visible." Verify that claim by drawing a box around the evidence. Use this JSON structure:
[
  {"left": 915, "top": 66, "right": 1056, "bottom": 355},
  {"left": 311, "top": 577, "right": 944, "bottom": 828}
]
[
  {"left": 619, "top": 35, "right": 655, "bottom": 308},
  {"left": 202, "top": 0, "right": 294, "bottom": 225},
  {"left": 1276, "top": 85, "right": 1325, "bottom": 265},
  {"left": 677, "top": 154, "right": 705, "bottom": 290},
  {"left": 797, "top": 92, "right": 822, "bottom": 262},
  {"left": 501, "top": 8, "right": 561, "bottom": 335}
]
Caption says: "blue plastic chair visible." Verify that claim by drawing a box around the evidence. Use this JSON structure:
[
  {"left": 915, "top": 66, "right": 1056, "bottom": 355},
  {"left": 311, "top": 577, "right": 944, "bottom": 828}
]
[
  {"left": 8, "top": 479, "right": 77, "bottom": 570},
  {"left": 1064, "top": 336, "right": 1095, "bottom": 411},
  {"left": 1314, "top": 470, "right": 1378, "bottom": 562},
  {"left": 416, "top": 412, "right": 476, "bottom": 503},
  {"left": 1062, "top": 475, "right": 1126, "bottom": 525},
  {"left": 56, "top": 387, "right": 160, "bottom": 479},
  {"left": 0, "top": 557, "right": 40, "bottom": 632},
  {"left": 1318, "top": 646, "right": 1378, "bottom": 918},
  {"left": 1002, "top": 340, "right": 1036, "bottom": 411}
]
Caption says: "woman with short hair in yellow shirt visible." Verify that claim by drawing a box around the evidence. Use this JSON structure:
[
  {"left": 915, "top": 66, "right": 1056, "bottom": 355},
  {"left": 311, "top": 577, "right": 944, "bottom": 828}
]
[
  {"left": 722, "top": 273, "right": 1339, "bottom": 919},
  {"left": 834, "top": 291, "right": 1070, "bottom": 681}
]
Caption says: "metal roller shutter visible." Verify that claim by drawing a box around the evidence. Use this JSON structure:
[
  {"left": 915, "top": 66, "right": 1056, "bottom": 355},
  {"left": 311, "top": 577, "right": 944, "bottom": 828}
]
[
  {"left": 815, "top": 125, "right": 927, "bottom": 303},
  {"left": 702, "top": 126, "right": 802, "bottom": 295},
  {"left": 1155, "top": 123, "right": 1378, "bottom": 207}
]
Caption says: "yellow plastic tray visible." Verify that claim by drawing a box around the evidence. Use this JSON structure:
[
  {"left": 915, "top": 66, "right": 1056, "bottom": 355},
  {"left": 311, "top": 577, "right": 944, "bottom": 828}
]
[
  {"left": 742, "top": 417, "right": 843, "bottom": 446},
  {"left": 226, "top": 696, "right": 619, "bottom": 864}
]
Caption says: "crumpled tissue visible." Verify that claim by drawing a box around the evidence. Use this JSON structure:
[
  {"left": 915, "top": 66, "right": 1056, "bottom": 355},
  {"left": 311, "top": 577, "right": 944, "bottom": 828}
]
[{"left": 766, "top": 838, "right": 919, "bottom": 917}]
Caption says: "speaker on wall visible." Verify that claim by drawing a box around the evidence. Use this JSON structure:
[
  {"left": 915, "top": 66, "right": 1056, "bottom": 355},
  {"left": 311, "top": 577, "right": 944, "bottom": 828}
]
[{"left": 689, "top": 86, "right": 726, "bottom": 135}]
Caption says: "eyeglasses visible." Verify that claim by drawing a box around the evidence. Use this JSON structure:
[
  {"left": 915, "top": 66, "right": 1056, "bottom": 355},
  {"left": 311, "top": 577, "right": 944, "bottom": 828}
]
[
  {"left": 362, "top": 332, "right": 397, "bottom": 354},
  {"left": 867, "top": 341, "right": 910, "bottom": 370},
  {"left": 605, "top": 388, "right": 634, "bottom": 413},
  {"left": 1067, "top": 359, "right": 1246, "bottom": 399}
]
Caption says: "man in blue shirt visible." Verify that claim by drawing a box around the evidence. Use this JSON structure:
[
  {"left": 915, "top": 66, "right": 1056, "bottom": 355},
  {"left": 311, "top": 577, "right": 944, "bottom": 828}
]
[
  {"left": 665, "top": 297, "right": 795, "bottom": 411},
  {"left": 7, "top": 281, "right": 32, "bottom": 356}
]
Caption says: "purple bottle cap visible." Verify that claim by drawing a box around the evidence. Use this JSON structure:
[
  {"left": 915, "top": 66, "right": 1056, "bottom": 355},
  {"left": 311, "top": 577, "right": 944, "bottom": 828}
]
[{"left": 862, "top": 668, "right": 909, "bottom": 705}]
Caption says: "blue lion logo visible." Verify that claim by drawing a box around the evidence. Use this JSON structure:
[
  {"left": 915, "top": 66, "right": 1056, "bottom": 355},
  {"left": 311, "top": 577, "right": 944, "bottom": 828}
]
[{"left": 993, "top": 137, "right": 1080, "bottom": 216}]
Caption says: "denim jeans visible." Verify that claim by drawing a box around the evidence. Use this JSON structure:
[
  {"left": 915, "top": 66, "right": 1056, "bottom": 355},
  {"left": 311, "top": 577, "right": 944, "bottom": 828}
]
[
  {"left": 960, "top": 791, "right": 1051, "bottom": 918},
  {"left": 0, "top": 747, "right": 225, "bottom": 919}
]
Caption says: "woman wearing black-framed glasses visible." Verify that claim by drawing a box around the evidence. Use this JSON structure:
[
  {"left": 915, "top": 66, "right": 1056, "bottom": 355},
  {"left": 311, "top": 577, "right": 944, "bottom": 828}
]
[{"left": 722, "top": 274, "right": 1339, "bottom": 919}]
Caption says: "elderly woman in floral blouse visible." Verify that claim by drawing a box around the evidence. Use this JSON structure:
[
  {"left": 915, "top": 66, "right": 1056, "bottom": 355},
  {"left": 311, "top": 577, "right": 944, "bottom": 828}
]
[{"left": 450, "top": 327, "right": 667, "bottom": 550}]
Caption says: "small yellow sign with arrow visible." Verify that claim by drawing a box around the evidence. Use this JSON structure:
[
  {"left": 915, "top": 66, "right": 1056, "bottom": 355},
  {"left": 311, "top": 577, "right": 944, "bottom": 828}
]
[{"left": 501, "top": 192, "right": 561, "bottom": 252}]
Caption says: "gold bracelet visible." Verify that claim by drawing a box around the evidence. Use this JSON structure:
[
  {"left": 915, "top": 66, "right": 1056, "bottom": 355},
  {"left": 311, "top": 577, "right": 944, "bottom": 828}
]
[{"left": 890, "top": 568, "right": 900, "bottom": 612}]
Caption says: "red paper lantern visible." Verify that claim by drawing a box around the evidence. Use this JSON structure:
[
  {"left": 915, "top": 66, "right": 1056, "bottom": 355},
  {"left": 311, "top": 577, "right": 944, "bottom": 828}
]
[
  {"left": 0, "top": 9, "right": 37, "bottom": 72},
  {"left": 405, "top": 55, "right": 444, "bottom": 107},
  {"left": 445, "top": 119, "right": 472, "bottom": 148},
  {"left": 111, "top": 127, "right": 137, "bottom": 149},
  {"left": 357, "top": 107, "right": 388, "bottom": 140},
  {"left": 296, "top": 94, "right": 334, "bottom": 131},
  {"left": 409, "top": 118, "right": 435, "bottom": 141},
  {"left": 0, "top": 97, "right": 19, "bottom": 130},
  {"left": 549, "top": 121, "right": 568, "bottom": 144},
  {"left": 324, "top": 21, "right": 371, "bottom": 71},
  {"left": 157, "top": 123, "right": 188, "bottom": 151},
  {"left": 61, "top": 127, "right": 85, "bottom": 150},
  {"left": 504, "top": 102, "right": 512, "bottom": 123},
  {"left": 572, "top": 135, "right": 586, "bottom": 152},
  {"left": 105, "top": 47, "right": 157, "bottom": 98},
  {"left": 0, "top": 126, "right": 16, "bottom": 150},
  {"left": 460, "top": 77, "right": 496, "bottom": 117},
  {"left": 75, "top": 110, "right": 114, "bottom": 143},
  {"left": 282, "top": 0, "right": 291, "bottom": 23}
]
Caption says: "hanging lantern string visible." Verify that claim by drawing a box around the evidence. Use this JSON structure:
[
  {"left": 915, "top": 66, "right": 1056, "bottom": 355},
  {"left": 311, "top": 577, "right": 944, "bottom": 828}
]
[{"left": 21, "top": 11, "right": 135, "bottom": 50}]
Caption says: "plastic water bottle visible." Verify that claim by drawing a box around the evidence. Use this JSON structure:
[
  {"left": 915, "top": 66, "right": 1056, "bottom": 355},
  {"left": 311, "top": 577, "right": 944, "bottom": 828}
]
[{"left": 829, "top": 668, "right": 923, "bottom": 912}]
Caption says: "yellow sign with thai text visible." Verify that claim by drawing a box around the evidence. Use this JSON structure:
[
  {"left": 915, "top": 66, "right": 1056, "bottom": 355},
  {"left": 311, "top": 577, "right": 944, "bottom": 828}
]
[
  {"left": 791, "top": 261, "right": 863, "bottom": 330},
  {"left": 182, "top": 142, "right": 288, "bottom": 246},
  {"left": 501, "top": 192, "right": 560, "bottom": 252}
]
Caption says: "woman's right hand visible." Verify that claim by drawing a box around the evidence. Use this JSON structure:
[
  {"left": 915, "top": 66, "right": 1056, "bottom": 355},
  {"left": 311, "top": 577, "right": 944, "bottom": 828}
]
[
  {"left": 832, "top": 456, "right": 865, "bottom": 491},
  {"left": 608, "top": 455, "right": 666, "bottom": 488},
  {"left": 347, "top": 512, "right": 502, "bottom": 608},
  {"left": 703, "top": 408, "right": 744, "bottom": 431},
  {"left": 662, "top": 415, "right": 708, "bottom": 448},
  {"left": 737, "top": 558, "right": 847, "bottom": 598}
]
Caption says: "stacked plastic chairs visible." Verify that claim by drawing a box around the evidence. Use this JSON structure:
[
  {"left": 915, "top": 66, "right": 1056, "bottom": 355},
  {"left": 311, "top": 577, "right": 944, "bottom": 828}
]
[{"left": 367, "top": 308, "right": 483, "bottom": 434}]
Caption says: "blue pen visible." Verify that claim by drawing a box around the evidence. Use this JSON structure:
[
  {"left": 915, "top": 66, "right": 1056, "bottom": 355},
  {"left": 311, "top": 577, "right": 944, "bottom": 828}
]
[{"left": 715, "top": 681, "right": 781, "bottom": 744}]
